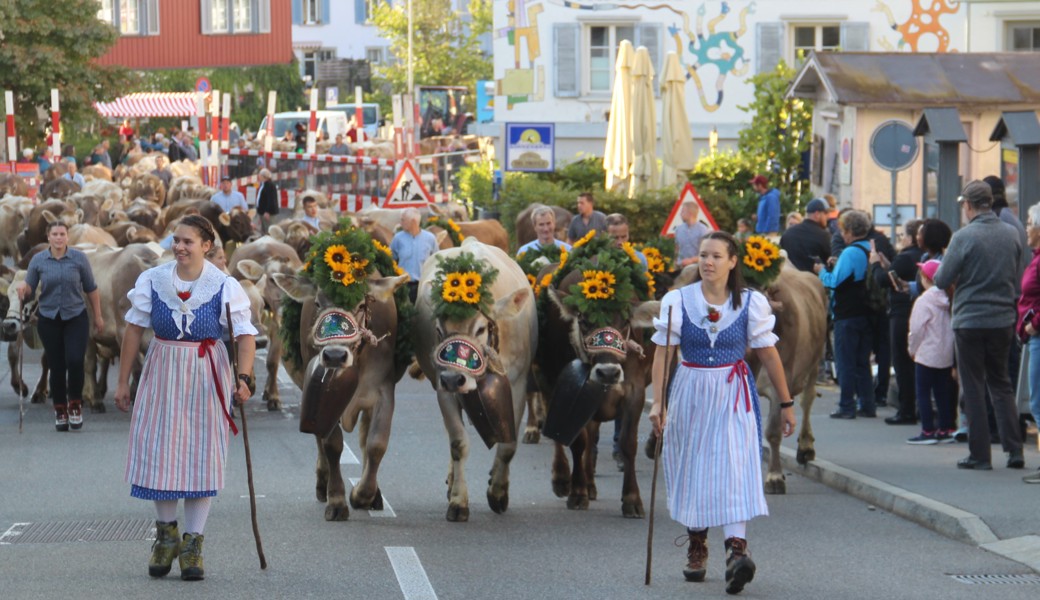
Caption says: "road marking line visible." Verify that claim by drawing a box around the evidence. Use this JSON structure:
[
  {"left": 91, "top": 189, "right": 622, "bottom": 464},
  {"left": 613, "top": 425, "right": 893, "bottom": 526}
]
[
  {"left": 0, "top": 523, "right": 29, "bottom": 545},
  {"left": 385, "top": 547, "right": 437, "bottom": 600},
  {"left": 239, "top": 495, "right": 266, "bottom": 499},
  {"left": 349, "top": 478, "right": 396, "bottom": 517},
  {"left": 339, "top": 443, "right": 360, "bottom": 465}
]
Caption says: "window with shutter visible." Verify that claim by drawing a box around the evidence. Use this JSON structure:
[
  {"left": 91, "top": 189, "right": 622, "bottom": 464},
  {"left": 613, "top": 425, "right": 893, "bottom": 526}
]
[
  {"left": 355, "top": 0, "right": 366, "bottom": 24},
  {"left": 320, "top": 0, "right": 330, "bottom": 25},
  {"left": 840, "top": 22, "right": 870, "bottom": 52},
  {"left": 292, "top": 0, "right": 302, "bottom": 25},
  {"left": 200, "top": 0, "right": 213, "bottom": 34},
  {"left": 554, "top": 23, "right": 580, "bottom": 98},
  {"left": 756, "top": 22, "right": 784, "bottom": 74},
  {"left": 145, "top": 0, "right": 160, "bottom": 35},
  {"left": 636, "top": 24, "right": 662, "bottom": 96},
  {"left": 258, "top": 0, "right": 271, "bottom": 33}
]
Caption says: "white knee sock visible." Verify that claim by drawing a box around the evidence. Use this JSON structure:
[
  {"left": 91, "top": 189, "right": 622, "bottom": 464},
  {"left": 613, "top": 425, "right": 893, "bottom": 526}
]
[
  {"left": 183, "top": 497, "right": 212, "bottom": 534},
  {"left": 154, "top": 500, "right": 178, "bottom": 523},
  {"left": 723, "top": 522, "right": 747, "bottom": 540}
]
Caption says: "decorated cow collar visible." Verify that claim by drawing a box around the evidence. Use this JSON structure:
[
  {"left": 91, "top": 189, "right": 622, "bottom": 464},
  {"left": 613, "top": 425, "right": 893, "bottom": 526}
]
[
  {"left": 583, "top": 327, "right": 627, "bottom": 358},
  {"left": 434, "top": 334, "right": 487, "bottom": 377}
]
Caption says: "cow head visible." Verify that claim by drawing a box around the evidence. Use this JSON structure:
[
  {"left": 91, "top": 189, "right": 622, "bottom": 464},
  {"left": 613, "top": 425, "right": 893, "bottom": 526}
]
[
  {"left": 219, "top": 207, "right": 256, "bottom": 243},
  {"left": 273, "top": 271, "right": 407, "bottom": 370},
  {"left": 0, "top": 271, "right": 33, "bottom": 342}
]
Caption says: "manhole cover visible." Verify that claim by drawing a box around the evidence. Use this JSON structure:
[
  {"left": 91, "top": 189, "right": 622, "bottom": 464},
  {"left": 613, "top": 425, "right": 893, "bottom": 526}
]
[
  {"left": 949, "top": 574, "right": 1040, "bottom": 585},
  {"left": 0, "top": 519, "right": 154, "bottom": 544}
]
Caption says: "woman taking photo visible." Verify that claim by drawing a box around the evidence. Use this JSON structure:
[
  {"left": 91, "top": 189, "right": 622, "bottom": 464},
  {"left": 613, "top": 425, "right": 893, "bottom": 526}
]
[
  {"left": 649, "top": 231, "right": 795, "bottom": 595},
  {"left": 114, "top": 215, "right": 257, "bottom": 582},
  {"left": 17, "top": 221, "right": 103, "bottom": 431}
]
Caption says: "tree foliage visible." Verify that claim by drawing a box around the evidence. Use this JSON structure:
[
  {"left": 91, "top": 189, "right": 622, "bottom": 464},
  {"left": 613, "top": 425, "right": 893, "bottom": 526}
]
[
  {"left": 370, "top": 0, "right": 492, "bottom": 95},
  {"left": 0, "top": 0, "right": 129, "bottom": 146}
]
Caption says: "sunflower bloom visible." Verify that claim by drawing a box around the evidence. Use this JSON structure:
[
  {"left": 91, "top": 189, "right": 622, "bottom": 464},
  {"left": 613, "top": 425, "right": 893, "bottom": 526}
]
[
  {"left": 442, "top": 286, "right": 461, "bottom": 302},
  {"left": 324, "top": 245, "right": 350, "bottom": 269},
  {"left": 461, "top": 288, "right": 481, "bottom": 304},
  {"left": 445, "top": 273, "right": 465, "bottom": 290},
  {"left": 461, "top": 271, "right": 482, "bottom": 292},
  {"left": 622, "top": 242, "right": 641, "bottom": 264},
  {"left": 372, "top": 240, "right": 392, "bottom": 257}
]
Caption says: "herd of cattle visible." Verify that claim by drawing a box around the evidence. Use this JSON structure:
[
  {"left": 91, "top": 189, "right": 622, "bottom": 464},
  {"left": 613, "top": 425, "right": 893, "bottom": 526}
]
[{"left": 0, "top": 156, "right": 829, "bottom": 523}]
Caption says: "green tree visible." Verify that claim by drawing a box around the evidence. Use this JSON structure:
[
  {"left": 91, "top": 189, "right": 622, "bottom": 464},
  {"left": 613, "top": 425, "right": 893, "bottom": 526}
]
[
  {"left": 0, "top": 0, "right": 129, "bottom": 147},
  {"left": 737, "top": 61, "right": 813, "bottom": 208},
  {"left": 370, "top": 0, "right": 492, "bottom": 96}
]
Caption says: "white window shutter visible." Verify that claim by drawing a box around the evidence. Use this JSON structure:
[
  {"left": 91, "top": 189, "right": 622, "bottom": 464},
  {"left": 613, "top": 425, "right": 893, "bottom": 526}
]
[
  {"left": 636, "top": 24, "right": 662, "bottom": 96},
  {"left": 840, "top": 22, "right": 870, "bottom": 51},
  {"left": 355, "top": 0, "right": 366, "bottom": 24},
  {"left": 756, "top": 22, "right": 785, "bottom": 73},
  {"left": 554, "top": 23, "right": 580, "bottom": 98},
  {"left": 258, "top": 0, "right": 271, "bottom": 33},
  {"left": 200, "top": 0, "right": 213, "bottom": 34},
  {"left": 143, "top": 0, "right": 160, "bottom": 35},
  {"left": 320, "top": 0, "right": 330, "bottom": 24},
  {"left": 291, "top": 0, "right": 302, "bottom": 25}
]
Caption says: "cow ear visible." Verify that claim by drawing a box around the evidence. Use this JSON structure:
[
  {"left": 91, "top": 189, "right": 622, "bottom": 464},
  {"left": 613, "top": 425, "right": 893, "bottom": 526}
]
[
  {"left": 272, "top": 272, "right": 317, "bottom": 303},
  {"left": 0, "top": 278, "right": 9, "bottom": 296},
  {"left": 237, "top": 259, "right": 265, "bottom": 281},
  {"left": 367, "top": 274, "right": 409, "bottom": 303},
  {"left": 631, "top": 300, "right": 661, "bottom": 329},
  {"left": 546, "top": 285, "right": 577, "bottom": 320},
  {"left": 75, "top": 208, "right": 84, "bottom": 223},
  {"left": 100, "top": 197, "right": 114, "bottom": 212},
  {"left": 255, "top": 273, "right": 268, "bottom": 295},
  {"left": 434, "top": 229, "right": 449, "bottom": 247},
  {"left": 267, "top": 224, "right": 285, "bottom": 241},
  {"left": 493, "top": 286, "right": 531, "bottom": 320},
  {"left": 219, "top": 212, "right": 231, "bottom": 226},
  {"left": 125, "top": 224, "right": 138, "bottom": 239},
  {"left": 42, "top": 209, "right": 59, "bottom": 224}
]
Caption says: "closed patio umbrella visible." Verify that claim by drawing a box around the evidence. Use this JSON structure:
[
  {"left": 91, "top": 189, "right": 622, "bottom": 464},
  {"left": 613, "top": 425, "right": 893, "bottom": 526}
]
[
  {"left": 629, "top": 46, "right": 657, "bottom": 198},
  {"left": 659, "top": 51, "right": 695, "bottom": 189},
  {"left": 603, "top": 40, "right": 634, "bottom": 192}
]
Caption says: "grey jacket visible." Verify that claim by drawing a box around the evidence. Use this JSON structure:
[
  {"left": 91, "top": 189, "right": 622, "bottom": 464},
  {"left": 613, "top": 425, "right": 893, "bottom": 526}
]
[{"left": 933, "top": 211, "right": 1025, "bottom": 329}]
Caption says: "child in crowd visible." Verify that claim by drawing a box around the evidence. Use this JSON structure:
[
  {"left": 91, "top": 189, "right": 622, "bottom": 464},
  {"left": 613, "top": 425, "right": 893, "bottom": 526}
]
[
  {"left": 735, "top": 218, "right": 752, "bottom": 242},
  {"left": 906, "top": 260, "right": 956, "bottom": 444}
]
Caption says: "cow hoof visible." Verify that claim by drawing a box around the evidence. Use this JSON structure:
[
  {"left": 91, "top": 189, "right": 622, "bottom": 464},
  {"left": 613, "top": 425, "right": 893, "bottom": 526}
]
[
  {"left": 764, "top": 475, "right": 787, "bottom": 495},
  {"left": 316, "top": 487, "right": 328, "bottom": 503},
  {"left": 552, "top": 479, "right": 570, "bottom": 498},
  {"left": 446, "top": 505, "right": 470, "bottom": 522},
  {"left": 267, "top": 398, "right": 281, "bottom": 411},
  {"left": 13, "top": 383, "right": 27, "bottom": 397},
  {"left": 587, "top": 482, "right": 598, "bottom": 501},
  {"left": 324, "top": 503, "right": 349, "bottom": 521},
  {"left": 30, "top": 392, "right": 46, "bottom": 404},
  {"left": 89, "top": 402, "right": 106, "bottom": 414},
  {"left": 487, "top": 491, "right": 509, "bottom": 514},
  {"left": 566, "top": 494, "right": 589, "bottom": 510},
  {"left": 622, "top": 500, "right": 645, "bottom": 519},
  {"left": 796, "top": 448, "right": 816, "bottom": 465},
  {"left": 350, "top": 487, "right": 384, "bottom": 510},
  {"left": 522, "top": 428, "right": 540, "bottom": 444}
]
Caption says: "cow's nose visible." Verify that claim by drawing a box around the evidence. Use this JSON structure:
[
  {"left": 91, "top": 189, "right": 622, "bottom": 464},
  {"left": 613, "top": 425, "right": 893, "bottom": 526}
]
[
  {"left": 591, "top": 364, "right": 622, "bottom": 385},
  {"left": 1, "top": 320, "right": 19, "bottom": 340},
  {"left": 321, "top": 346, "right": 348, "bottom": 367},
  {"left": 439, "top": 371, "right": 466, "bottom": 392}
]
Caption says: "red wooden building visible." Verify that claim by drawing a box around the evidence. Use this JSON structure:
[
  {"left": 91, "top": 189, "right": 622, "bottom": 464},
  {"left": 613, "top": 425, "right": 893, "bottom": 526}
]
[{"left": 96, "top": 0, "right": 293, "bottom": 69}]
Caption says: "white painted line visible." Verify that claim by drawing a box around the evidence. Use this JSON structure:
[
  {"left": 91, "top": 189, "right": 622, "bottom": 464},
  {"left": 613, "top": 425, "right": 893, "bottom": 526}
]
[
  {"left": 339, "top": 443, "right": 360, "bottom": 465},
  {"left": 385, "top": 546, "right": 437, "bottom": 600},
  {"left": 349, "top": 478, "right": 396, "bottom": 517},
  {"left": 239, "top": 495, "right": 266, "bottom": 499},
  {"left": 0, "top": 523, "right": 29, "bottom": 545}
]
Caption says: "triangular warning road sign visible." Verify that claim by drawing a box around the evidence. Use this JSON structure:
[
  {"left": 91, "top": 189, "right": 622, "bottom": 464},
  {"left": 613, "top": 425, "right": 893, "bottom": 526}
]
[
  {"left": 384, "top": 160, "right": 433, "bottom": 208},
  {"left": 661, "top": 182, "right": 719, "bottom": 237}
]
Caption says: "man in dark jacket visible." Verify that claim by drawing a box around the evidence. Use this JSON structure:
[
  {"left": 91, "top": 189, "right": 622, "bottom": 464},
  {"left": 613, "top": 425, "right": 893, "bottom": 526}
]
[
  {"left": 781, "top": 197, "right": 831, "bottom": 272},
  {"left": 255, "top": 168, "right": 279, "bottom": 234},
  {"left": 882, "top": 219, "right": 925, "bottom": 425}
]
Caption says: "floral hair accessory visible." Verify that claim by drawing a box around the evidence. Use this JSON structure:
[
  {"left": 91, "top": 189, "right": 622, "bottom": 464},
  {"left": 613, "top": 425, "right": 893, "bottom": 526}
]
[{"left": 431, "top": 251, "right": 499, "bottom": 321}]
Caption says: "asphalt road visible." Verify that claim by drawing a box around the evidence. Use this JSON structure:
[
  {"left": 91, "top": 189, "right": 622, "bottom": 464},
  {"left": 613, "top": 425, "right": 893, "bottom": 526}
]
[{"left": 1, "top": 346, "right": 1038, "bottom": 599}]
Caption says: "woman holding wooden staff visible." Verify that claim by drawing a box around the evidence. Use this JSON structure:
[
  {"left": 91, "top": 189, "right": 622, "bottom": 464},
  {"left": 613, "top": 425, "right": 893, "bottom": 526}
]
[{"left": 649, "top": 231, "right": 795, "bottom": 595}]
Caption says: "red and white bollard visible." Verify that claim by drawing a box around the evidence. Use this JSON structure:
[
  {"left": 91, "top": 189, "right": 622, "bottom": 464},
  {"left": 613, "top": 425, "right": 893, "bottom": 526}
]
[
  {"left": 5, "top": 90, "right": 16, "bottom": 168},
  {"left": 50, "top": 89, "right": 61, "bottom": 159},
  {"left": 196, "top": 91, "right": 209, "bottom": 185}
]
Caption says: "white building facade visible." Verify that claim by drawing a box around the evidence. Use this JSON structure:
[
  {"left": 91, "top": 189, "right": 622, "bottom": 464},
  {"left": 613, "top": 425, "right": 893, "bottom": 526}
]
[{"left": 489, "top": 0, "right": 1040, "bottom": 163}]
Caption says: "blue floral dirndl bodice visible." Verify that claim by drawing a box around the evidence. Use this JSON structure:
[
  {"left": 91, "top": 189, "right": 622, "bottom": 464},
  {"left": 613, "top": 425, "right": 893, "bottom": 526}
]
[{"left": 151, "top": 284, "right": 225, "bottom": 341}]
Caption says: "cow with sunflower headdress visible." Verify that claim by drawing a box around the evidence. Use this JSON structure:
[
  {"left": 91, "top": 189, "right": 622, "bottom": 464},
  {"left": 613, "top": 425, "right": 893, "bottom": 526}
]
[
  {"left": 535, "top": 230, "right": 659, "bottom": 518},
  {"left": 272, "top": 222, "right": 413, "bottom": 521},
  {"left": 413, "top": 238, "right": 537, "bottom": 522}
]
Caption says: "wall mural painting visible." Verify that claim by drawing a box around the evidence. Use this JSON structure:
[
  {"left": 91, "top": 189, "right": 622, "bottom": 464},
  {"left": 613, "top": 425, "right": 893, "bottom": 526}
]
[
  {"left": 873, "top": 0, "right": 959, "bottom": 52},
  {"left": 682, "top": 2, "right": 754, "bottom": 113},
  {"left": 498, "top": 0, "right": 546, "bottom": 108}
]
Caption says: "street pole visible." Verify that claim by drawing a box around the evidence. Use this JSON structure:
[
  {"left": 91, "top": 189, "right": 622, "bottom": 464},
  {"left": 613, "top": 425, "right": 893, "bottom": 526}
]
[{"left": 407, "top": 0, "right": 414, "bottom": 94}]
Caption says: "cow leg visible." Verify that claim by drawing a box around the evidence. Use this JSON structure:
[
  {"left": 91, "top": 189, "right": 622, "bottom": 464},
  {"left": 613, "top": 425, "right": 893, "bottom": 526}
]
[
  {"left": 96, "top": 356, "right": 111, "bottom": 402},
  {"left": 263, "top": 332, "right": 282, "bottom": 411},
  {"left": 31, "top": 352, "right": 49, "bottom": 404},
  {"left": 350, "top": 386, "right": 394, "bottom": 511},
  {"left": 314, "top": 435, "right": 329, "bottom": 503},
  {"left": 487, "top": 377, "right": 527, "bottom": 514},
  {"left": 567, "top": 429, "right": 590, "bottom": 510},
  {"left": 522, "top": 371, "right": 544, "bottom": 444},
  {"left": 619, "top": 404, "right": 645, "bottom": 518},
  {"left": 7, "top": 343, "right": 28, "bottom": 397},
  {"left": 763, "top": 393, "right": 786, "bottom": 495},
  {"left": 438, "top": 391, "right": 470, "bottom": 522},
  {"left": 321, "top": 426, "right": 349, "bottom": 521},
  {"left": 797, "top": 374, "right": 818, "bottom": 466},
  {"left": 551, "top": 442, "right": 571, "bottom": 498},
  {"left": 584, "top": 421, "right": 600, "bottom": 501},
  {"left": 82, "top": 342, "right": 101, "bottom": 412}
]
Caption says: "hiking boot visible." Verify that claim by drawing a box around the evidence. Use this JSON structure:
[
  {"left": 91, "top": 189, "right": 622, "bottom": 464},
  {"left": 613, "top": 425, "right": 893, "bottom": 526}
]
[
  {"left": 680, "top": 529, "right": 708, "bottom": 582},
  {"left": 906, "top": 431, "right": 938, "bottom": 445},
  {"left": 148, "top": 521, "right": 180, "bottom": 577},
  {"left": 68, "top": 400, "right": 83, "bottom": 431},
  {"left": 54, "top": 405, "right": 69, "bottom": 432},
  {"left": 179, "top": 533, "right": 205, "bottom": 581},
  {"left": 724, "top": 537, "right": 756, "bottom": 595}
]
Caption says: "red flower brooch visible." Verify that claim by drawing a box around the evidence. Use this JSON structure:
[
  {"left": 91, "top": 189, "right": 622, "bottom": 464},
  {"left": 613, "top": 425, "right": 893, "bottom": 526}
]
[{"left": 705, "top": 306, "right": 721, "bottom": 323}]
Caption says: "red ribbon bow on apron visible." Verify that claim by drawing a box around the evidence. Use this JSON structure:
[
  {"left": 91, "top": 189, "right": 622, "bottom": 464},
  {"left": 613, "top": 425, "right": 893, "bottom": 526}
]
[
  {"left": 199, "top": 338, "right": 239, "bottom": 436},
  {"left": 682, "top": 358, "right": 753, "bottom": 413}
]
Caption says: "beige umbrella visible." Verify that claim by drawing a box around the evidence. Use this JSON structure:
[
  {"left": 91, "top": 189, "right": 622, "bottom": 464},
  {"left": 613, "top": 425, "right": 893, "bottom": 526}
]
[
  {"left": 629, "top": 45, "right": 657, "bottom": 198},
  {"left": 603, "top": 40, "right": 634, "bottom": 192},
  {"left": 659, "top": 51, "right": 695, "bottom": 189}
]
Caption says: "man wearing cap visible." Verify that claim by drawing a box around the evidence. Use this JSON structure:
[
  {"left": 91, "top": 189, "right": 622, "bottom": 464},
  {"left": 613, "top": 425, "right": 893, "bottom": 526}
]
[
  {"left": 933, "top": 180, "right": 1027, "bottom": 471},
  {"left": 750, "top": 174, "right": 780, "bottom": 235},
  {"left": 210, "top": 176, "right": 248, "bottom": 214},
  {"left": 780, "top": 198, "right": 832, "bottom": 272}
]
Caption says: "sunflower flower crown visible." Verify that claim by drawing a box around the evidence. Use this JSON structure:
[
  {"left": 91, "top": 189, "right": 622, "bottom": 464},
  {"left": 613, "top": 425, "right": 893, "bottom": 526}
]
[
  {"left": 548, "top": 231, "right": 654, "bottom": 328},
  {"left": 431, "top": 252, "right": 499, "bottom": 321},
  {"left": 425, "top": 215, "right": 465, "bottom": 247},
  {"left": 517, "top": 243, "right": 565, "bottom": 293},
  {"left": 636, "top": 236, "right": 676, "bottom": 274},
  {"left": 741, "top": 235, "right": 784, "bottom": 288}
]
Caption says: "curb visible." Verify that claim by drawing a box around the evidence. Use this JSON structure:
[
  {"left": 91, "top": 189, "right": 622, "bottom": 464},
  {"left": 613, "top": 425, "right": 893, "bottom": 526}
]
[{"left": 776, "top": 445, "right": 999, "bottom": 546}]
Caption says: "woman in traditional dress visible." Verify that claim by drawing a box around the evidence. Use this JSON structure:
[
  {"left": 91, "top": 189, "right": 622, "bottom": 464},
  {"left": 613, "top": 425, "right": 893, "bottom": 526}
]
[
  {"left": 114, "top": 214, "right": 257, "bottom": 582},
  {"left": 649, "top": 231, "right": 795, "bottom": 595}
]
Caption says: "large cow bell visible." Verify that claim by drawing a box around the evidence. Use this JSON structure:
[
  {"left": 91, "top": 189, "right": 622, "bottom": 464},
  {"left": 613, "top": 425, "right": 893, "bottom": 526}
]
[
  {"left": 299, "top": 360, "right": 359, "bottom": 438},
  {"left": 459, "top": 372, "right": 515, "bottom": 449},
  {"left": 542, "top": 359, "right": 606, "bottom": 446}
]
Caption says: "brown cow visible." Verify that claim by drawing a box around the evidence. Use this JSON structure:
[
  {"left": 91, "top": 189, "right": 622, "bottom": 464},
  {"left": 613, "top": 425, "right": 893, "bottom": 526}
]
[
  {"left": 0, "top": 196, "right": 32, "bottom": 262},
  {"left": 428, "top": 219, "right": 509, "bottom": 254},
  {"left": 516, "top": 203, "right": 573, "bottom": 247},
  {"left": 27, "top": 200, "right": 82, "bottom": 247},
  {"left": 104, "top": 221, "right": 159, "bottom": 246},
  {"left": 127, "top": 173, "right": 167, "bottom": 208},
  {"left": 68, "top": 224, "right": 118, "bottom": 247},
  {"left": 40, "top": 177, "right": 80, "bottom": 201},
  {"left": 273, "top": 270, "right": 409, "bottom": 521},
  {"left": 0, "top": 174, "right": 30, "bottom": 197}
]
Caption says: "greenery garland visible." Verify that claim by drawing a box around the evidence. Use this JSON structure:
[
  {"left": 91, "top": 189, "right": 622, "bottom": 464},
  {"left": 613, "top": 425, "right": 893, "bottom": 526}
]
[
  {"left": 547, "top": 230, "right": 654, "bottom": 328},
  {"left": 741, "top": 235, "right": 784, "bottom": 288},
  {"left": 637, "top": 236, "right": 676, "bottom": 274},
  {"left": 279, "top": 293, "right": 304, "bottom": 372},
  {"left": 516, "top": 243, "right": 565, "bottom": 294},
  {"left": 425, "top": 216, "right": 465, "bottom": 247},
  {"left": 430, "top": 252, "right": 499, "bottom": 322}
]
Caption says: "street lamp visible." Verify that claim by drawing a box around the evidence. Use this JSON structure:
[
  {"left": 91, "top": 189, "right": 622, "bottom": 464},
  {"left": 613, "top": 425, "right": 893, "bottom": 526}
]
[{"left": 407, "top": 0, "right": 413, "bottom": 93}]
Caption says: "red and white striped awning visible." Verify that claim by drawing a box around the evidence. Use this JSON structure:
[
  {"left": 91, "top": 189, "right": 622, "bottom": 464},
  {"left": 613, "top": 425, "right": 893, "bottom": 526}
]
[{"left": 93, "top": 92, "right": 208, "bottom": 118}]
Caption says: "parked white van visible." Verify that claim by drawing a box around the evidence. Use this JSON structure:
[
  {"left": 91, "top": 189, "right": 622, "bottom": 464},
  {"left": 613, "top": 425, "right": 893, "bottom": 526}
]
[
  {"left": 257, "top": 110, "right": 349, "bottom": 143},
  {"left": 324, "top": 103, "right": 381, "bottom": 139}
]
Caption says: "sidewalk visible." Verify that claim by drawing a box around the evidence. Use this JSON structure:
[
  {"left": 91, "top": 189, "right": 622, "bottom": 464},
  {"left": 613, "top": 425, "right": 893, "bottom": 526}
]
[{"left": 783, "top": 383, "right": 1040, "bottom": 572}]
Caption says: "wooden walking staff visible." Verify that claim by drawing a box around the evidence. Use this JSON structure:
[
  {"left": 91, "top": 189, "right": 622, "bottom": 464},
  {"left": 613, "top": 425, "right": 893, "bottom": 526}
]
[
  {"left": 645, "top": 305, "right": 676, "bottom": 585},
  {"left": 225, "top": 303, "right": 268, "bottom": 570}
]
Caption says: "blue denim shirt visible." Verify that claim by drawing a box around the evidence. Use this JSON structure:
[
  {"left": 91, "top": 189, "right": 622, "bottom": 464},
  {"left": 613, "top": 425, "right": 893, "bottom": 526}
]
[
  {"left": 25, "top": 247, "right": 97, "bottom": 319},
  {"left": 391, "top": 229, "right": 439, "bottom": 281}
]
